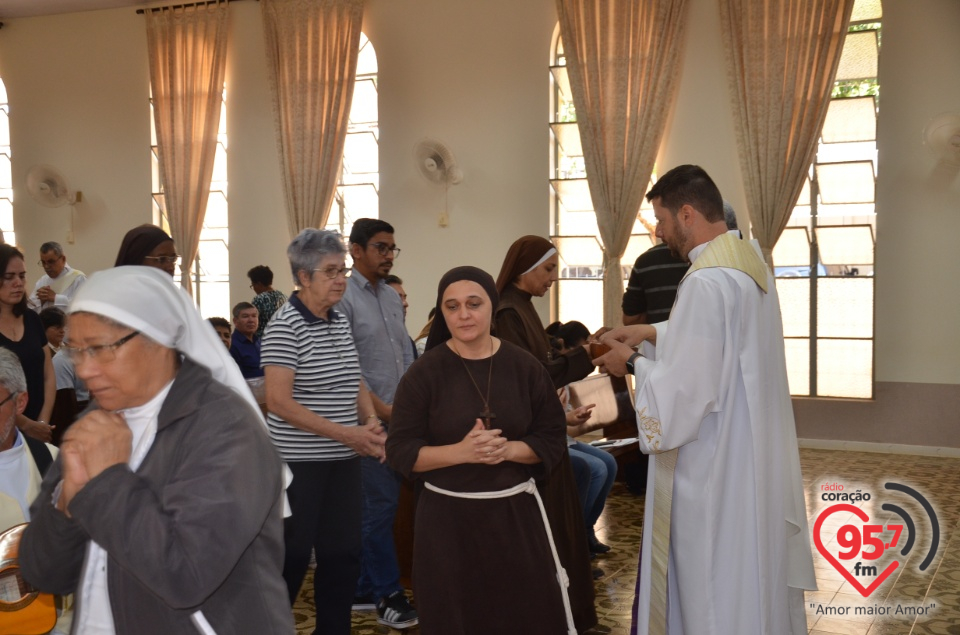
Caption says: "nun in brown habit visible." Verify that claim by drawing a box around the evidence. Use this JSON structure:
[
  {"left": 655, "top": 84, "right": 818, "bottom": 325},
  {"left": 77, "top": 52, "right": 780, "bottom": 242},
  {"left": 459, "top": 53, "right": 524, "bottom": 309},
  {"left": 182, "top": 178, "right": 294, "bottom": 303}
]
[
  {"left": 387, "top": 266, "right": 576, "bottom": 634},
  {"left": 495, "top": 236, "right": 599, "bottom": 634}
]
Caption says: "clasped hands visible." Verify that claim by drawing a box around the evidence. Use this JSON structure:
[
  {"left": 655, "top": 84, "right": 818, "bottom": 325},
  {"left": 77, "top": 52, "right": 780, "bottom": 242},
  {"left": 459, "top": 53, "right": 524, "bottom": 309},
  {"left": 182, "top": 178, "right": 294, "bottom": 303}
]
[
  {"left": 36, "top": 286, "right": 56, "bottom": 303},
  {"left": 342, "top": 419, "right": 387, "bottom": 463},
  {"left": 591, "top": 324, "right": 657, "bottom": 377},
  {"left": 58, "top": 410, "right": 133, "bottom": 514},
  {"left": 462, "top": 419, "right": 508, "bottom": 465}
]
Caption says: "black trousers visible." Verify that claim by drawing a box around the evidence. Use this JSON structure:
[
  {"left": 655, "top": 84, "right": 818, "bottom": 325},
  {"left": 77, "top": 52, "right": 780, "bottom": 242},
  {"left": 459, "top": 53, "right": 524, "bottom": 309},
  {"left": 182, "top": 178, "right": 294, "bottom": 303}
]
[{"left": 283, "top": 458, "right": 362, "bottom": 635}]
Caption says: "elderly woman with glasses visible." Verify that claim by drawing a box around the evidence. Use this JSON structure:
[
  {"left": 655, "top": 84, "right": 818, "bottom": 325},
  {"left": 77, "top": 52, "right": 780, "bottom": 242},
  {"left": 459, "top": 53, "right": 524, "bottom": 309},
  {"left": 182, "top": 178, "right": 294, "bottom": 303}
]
[
  {"left": 262, "top": 228, "right": 386, "bottom": 635},
  {"left": 19, "top": 266, "right": 293, "bottom": 634}
]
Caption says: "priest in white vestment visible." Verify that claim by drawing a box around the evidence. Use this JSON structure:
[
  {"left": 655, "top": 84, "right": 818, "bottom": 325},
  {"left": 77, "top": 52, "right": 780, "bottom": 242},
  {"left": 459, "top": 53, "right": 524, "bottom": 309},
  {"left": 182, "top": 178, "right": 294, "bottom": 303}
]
[
  {"left": 28, "top": 242, "right": 86, "bottom": 312},
  {"left": 596, "top": 165, "right": 816, "bottom": 635}
]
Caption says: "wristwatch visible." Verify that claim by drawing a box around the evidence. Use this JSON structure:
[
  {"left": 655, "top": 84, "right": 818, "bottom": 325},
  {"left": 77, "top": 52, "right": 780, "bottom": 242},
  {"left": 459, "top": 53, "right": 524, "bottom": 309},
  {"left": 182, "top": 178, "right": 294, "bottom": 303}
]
[{"left": 625, "top": 351, "right": 642, "bottom": 374}]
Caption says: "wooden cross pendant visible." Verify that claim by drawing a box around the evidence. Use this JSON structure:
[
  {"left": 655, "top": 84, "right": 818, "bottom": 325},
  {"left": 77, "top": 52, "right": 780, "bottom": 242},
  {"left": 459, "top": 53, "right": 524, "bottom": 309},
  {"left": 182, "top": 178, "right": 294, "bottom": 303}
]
[{"left": 480, "top": 406, "right": 497, "bottom": 430}]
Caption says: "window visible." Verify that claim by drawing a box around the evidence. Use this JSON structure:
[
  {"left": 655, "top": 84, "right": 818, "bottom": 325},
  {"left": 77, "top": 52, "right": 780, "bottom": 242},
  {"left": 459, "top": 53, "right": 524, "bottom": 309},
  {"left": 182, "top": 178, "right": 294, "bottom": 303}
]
[
  {"left": 0, "top": 79, "right": 14, "bottom": 245},
  {"left": 325, "top": 32, "right": 379, "bottom": 238},
  {"left": 151, "top": 89, "right": 229, "bottom": 319},
  {"left": 774, "top": 0, "right": 881, "bottom": 399},
  {"left": 549, "top": 31, "right": 654, "bottom": 331}
]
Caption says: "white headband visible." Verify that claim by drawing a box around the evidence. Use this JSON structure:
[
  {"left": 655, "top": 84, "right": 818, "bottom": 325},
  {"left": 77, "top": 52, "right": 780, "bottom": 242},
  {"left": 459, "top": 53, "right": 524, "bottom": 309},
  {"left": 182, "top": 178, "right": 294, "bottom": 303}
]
[{"left": 521, "top": 247, "right": 557, "bottom": 276}]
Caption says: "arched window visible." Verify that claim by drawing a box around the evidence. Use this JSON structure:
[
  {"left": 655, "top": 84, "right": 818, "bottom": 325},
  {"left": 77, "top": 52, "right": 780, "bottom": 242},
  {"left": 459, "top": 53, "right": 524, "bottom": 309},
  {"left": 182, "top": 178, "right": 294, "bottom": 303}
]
[
  {"left": 150, "top": 88, "right": 228, "bottom": 319},
  {"left": 548, "top": 30, "right": 653, "bottom": 331},
  {"left": 0, "top": 78, "right": 14, "bottom": 245},
  {"left": 326, "top": 32, "right": 379, "bottom": 237},
  {"left": 774, "top": 0, "right": 881, "bottom": 398}
]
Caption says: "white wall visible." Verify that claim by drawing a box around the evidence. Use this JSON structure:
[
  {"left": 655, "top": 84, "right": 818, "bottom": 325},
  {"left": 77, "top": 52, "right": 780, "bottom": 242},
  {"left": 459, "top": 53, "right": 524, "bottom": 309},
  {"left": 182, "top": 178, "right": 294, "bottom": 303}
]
[
  {"left": 873, "top": 0, "right": 960, "bottom": 385},
  {"left": 364, "top": 0, "right": 558, "bottom": 326},
  {"left": 0, "top": 8, "right": 152, "bottom": 273}
]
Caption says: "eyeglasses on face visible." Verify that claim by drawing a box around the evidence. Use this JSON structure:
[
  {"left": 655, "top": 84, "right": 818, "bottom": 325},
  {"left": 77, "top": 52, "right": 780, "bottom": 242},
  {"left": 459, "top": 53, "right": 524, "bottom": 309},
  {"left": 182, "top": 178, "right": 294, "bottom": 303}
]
[
  {"left": 312, "top": 266, "right": 352, "bottom": 280},
  {"left": 144, "top": 255, "right": 181, "bottom": 265},
  {"left": 62, "top": 331, "right": 140, "bottom": 364},
  {"left": 368, "top": 242, "right": 401, "bottom": 259},
  {"left": 38, "top": 256, "right": 64, "bottom": 267}
]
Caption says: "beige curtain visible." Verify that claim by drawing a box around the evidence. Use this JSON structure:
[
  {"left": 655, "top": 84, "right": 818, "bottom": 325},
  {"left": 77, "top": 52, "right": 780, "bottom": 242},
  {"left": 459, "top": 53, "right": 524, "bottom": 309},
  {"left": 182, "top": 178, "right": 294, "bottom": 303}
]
[
  {"left": 556, "top": 0, "right": 690, "bottom": 327},
  {"left": 261, "top": 0, "right": 363, "bottom": 238},
  {"left": 719, "top": 0, "right": 855, "bottom": 266},
  {"left": 145, "top": 2, "right": 228, "bottom": 297}
]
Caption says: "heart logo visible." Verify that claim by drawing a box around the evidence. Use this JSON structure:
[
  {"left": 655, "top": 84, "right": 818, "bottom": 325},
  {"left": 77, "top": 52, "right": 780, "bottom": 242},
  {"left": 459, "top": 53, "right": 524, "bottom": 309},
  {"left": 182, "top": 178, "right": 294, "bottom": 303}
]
[{"left": 813, "top": 503, "right": 900, "bottom": 597}]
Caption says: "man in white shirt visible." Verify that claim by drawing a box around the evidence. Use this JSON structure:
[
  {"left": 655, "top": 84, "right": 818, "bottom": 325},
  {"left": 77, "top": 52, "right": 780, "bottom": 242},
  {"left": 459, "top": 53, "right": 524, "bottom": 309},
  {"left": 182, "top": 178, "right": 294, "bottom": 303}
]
[
  {"left": 0, "top": 348, "right": 56, "bottom": 531},
  {"left": 597, "top": 165, "right": 815, "bottom": 635},
  {"left": 29, "top": 242, "right": 86, "bottom": 312}
]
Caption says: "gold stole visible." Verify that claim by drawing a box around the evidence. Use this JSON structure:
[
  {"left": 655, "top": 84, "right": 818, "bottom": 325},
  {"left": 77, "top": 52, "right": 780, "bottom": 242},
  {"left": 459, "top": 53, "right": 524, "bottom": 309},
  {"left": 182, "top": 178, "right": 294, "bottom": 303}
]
[
  {"left": 48, "top": 268, "right": 83, "bottom": 295},
  {"left": 647, "top": 233, "right": 768, "bottom": 634}
]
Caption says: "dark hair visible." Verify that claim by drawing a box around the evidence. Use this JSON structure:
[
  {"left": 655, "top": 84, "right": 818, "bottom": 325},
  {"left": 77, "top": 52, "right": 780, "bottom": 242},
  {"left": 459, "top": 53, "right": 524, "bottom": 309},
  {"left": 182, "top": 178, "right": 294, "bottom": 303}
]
[
  {"left": 247, "top": 265, "right": 274, "bottom": 287},
  {"left": 349, "top": 218, "right": 395, "bottom": 247},
  {"left": 555, "top": 321, "right": 590, "bottom": 348},
  {"left": 207, "top": 317, "right": 230, "bottom": 331},
  {"left": 0, "top": 244, "right": 28, "bottom": 317},
  {"left": 645, "top": 165, "right": 724, "bottom": 224},
  {"left": 545, "top": 321, "right": 562, "bottom": 337},
  {"left": 384, "top": 274, "right": 403, "bottom": 286},
  {"left": 40, "top": 242, "right": 64, "bottom": 257},
  {"left": 232, "top": 302, "right": 256, "bottom": 319},
  {"left": 115, "top": 224, "right": 174, "bottom": 266},
  {"left": 39, "top": 307, "right": 66, "bottom": 330}
]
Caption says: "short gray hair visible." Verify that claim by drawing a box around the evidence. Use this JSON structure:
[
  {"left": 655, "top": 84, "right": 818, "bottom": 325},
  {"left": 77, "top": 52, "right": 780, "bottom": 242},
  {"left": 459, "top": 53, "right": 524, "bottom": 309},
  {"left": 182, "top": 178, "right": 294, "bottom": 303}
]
[
  {"left": 287, "top": 229, "right": 346, "bottom": 286},
  {"left": 722, "top": 200, "right": 738, "bottom": 231},
  {"left": 0, "top": 348, "right": 27, "bottom": 396},
  {"left": 40, "top": 241, "right": 64, "bottom": 257}
]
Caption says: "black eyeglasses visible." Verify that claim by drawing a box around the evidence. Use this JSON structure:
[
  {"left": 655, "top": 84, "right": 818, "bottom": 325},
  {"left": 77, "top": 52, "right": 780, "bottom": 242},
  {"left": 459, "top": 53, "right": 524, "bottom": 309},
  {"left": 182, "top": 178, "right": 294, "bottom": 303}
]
[
  {"left": 38, "top": 257, "right": 64, "bottom": 267},
  {"left": 368, "top": 242, "right": 401, "bottom": 259},
  {"left": 0, "top": 391, "right": 17, "bottom": 408},
  {"left": 312, "top": 266, "right": 352, "bottom": 280},
  {"left": 144, "top": 255, "right": 181, "bottom": 265},
  {"left": 62, "top": 331, "right": 140, "bottom": 364}
]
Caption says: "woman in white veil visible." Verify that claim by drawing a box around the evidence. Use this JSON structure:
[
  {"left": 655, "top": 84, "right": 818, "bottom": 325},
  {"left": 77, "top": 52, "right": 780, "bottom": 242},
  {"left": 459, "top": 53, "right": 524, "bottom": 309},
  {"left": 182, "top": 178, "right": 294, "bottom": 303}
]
[{"left": 21, "top": 266, "right": 293, "bottom": 634}]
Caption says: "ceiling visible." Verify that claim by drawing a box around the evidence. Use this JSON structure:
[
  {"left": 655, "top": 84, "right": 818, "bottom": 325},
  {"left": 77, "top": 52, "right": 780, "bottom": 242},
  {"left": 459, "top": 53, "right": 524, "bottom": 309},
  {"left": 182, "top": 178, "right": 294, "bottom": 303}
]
[{"left": 0, "top": 0, "right": 154, "bottom": 20}]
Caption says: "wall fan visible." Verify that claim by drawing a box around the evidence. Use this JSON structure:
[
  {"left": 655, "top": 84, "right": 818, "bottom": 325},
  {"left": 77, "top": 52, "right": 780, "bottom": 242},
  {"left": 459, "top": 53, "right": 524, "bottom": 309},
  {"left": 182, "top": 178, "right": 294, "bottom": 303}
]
[
  {"left": 923, "top": 112, "right": 960, "bottom": 167},
  {"left": 415, "top": 139, "right": 463, "bottom": 227},
  {"left": 25, "top": 165, "right": 82, "bottom": 243}
]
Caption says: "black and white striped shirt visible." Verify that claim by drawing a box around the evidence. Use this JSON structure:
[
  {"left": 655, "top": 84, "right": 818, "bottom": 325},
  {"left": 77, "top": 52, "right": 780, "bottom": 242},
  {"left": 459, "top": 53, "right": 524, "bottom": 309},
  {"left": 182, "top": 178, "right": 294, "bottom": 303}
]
[{"left": 261, "top": 294, "right": 361, "bottom": 462}]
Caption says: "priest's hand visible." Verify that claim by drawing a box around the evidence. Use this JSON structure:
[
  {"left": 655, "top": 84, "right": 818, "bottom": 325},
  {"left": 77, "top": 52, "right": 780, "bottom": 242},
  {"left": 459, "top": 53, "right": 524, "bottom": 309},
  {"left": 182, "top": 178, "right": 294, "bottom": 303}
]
[
  {"left": 464, "top": 419, "right": 506, "bottom": 464},
  {"left": 600, "top": 324, "right": 656, "bottom": 348},
  {"left": 63, "top": 410, "right": 133, "bottom": 480},
  {"left": 36, "top": 286, "right": 56, "bottom": 303},
  {"left": 592, "top": 338, "right": 635, "bottom": 377}
]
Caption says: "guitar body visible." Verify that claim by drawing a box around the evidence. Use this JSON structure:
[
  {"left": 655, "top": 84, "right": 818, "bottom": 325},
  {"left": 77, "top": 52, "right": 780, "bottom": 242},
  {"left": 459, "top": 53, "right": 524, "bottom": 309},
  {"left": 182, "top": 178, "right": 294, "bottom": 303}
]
[{"left": 0, "top": 523, "right": 58, "bottom": 635}]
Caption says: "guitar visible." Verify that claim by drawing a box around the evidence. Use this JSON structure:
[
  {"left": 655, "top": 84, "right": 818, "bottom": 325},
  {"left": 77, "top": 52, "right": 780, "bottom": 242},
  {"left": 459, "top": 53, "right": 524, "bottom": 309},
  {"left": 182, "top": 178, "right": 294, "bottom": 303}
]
[{"left": 0, "top": 523, "right": 58, "bottom": 635}]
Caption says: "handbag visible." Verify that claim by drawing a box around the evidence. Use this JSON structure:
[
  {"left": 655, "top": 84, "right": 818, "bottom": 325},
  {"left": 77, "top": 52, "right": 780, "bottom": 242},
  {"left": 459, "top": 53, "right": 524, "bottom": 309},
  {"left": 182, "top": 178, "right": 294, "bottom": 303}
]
[{"left": 0, "top": 523, "right": 58, "bottom": 635}]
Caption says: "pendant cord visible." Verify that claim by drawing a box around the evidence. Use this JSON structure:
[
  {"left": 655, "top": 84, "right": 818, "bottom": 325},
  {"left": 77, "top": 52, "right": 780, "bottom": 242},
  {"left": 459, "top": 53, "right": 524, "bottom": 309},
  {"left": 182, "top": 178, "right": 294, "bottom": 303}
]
[{"left": 451, "top": 337, "right": 495, "bottom": 428}]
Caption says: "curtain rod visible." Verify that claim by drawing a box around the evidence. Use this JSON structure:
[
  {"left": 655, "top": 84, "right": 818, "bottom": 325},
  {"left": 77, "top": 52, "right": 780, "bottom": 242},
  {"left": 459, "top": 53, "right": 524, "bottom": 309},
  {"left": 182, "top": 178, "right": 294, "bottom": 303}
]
[{"left": 136, "top": 0, "right": 248, "bottom": 15}]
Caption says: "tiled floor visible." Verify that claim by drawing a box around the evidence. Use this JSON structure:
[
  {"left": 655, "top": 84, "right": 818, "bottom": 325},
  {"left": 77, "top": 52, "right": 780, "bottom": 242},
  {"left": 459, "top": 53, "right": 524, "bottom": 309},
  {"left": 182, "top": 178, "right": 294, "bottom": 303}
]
[{"left": 293, "top": 448, "right": 960, "bottom": 634}]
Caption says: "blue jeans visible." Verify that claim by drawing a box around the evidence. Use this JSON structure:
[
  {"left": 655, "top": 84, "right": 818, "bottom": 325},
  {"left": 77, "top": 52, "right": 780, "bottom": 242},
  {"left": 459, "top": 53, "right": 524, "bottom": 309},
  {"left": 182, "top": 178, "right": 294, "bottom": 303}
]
[
  {"left": 569, "top": 441, "right": 618, "bottom": 536},
  {"left": 357, "top": 455, "right": 403, "bottom": 600}
]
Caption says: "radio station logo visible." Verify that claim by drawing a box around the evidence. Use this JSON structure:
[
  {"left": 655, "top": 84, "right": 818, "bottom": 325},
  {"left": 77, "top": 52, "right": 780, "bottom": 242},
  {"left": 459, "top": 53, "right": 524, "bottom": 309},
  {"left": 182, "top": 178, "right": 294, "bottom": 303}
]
[{"left": 813, "top": 482, "right": 939, "bottom": 598}]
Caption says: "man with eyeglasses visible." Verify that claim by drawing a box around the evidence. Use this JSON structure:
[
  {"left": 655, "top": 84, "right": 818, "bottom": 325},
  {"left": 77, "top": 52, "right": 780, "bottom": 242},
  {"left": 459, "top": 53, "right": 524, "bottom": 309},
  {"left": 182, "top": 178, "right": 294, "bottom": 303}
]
[
  {"left": 28, "top": 242, "right": 86, "bottom": 312},
  {"left": 336, "top": 219, "right": 417, "bottom": 630},
  {"left": 0, "top": 348, "right": 57, "bottom": 532}
]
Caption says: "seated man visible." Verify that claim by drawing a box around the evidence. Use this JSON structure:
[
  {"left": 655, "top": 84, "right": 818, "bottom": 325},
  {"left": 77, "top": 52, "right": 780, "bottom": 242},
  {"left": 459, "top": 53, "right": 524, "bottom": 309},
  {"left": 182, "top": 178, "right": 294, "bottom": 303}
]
[
  {"left": 0, "top": 348, "right": 57, "bottom": 530},
  {"left": 229, "top": 302, "right": 263, "bottom": 379},
  {"left": 29, "top": 242, "right": 86, "bottom": 312}
]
